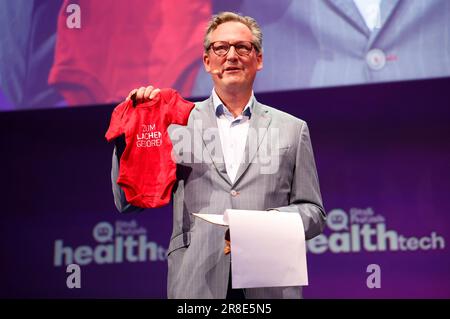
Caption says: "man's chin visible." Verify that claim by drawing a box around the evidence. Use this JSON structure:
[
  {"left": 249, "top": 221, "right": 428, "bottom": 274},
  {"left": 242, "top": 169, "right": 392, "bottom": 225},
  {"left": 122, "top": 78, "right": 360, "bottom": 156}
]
[
  {"left": 213, "top": 76, "right": 253, "bottom": 92},
  {"left": 221, "top": 77, "right": 245, "bottom": 87}
]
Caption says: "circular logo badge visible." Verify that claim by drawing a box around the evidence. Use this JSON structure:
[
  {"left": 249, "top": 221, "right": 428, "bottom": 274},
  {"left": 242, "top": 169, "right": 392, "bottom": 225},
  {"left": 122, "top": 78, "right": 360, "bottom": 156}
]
[
  {"left": 326, "top": 209, "right": 349, "bottom": 231},
  {"left": 93, "top": 222, "right": 114, "bottom": 243}
]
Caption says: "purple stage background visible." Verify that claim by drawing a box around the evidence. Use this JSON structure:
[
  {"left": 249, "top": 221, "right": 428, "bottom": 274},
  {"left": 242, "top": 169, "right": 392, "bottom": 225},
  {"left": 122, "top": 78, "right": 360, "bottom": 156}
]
[{"left": 1, "top": 78, "right": 449, "bottom": 298}]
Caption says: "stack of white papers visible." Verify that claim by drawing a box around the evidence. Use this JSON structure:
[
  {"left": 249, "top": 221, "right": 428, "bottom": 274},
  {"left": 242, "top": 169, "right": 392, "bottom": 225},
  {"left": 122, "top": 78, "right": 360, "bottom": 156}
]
[{"left": 193, "top": 209, "right": 308, "bottom": 288}]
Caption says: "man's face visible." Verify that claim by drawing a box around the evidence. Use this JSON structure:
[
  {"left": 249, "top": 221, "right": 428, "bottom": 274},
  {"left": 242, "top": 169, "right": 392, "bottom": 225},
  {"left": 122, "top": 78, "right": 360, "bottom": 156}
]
[{"left": 203, "top": 21, "right": 263, "bottom": 92}]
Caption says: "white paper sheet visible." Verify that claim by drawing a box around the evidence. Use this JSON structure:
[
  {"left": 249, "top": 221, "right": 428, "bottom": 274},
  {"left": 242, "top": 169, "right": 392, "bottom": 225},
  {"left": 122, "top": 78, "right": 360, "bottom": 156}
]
[
  {"left": 192, "top": 209, "right": 308, "bottom": 288},
  {"left": 192, "top": 213, "right": 228, "bottom": 226}
]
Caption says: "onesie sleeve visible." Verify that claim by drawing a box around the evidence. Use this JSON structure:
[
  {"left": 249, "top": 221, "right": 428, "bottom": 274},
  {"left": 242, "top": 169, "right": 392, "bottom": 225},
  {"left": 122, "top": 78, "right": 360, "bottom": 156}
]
[
  {"left": 165, "top": 89, "right": 195, "bottom": 126},
  {"left": 105, "top": 100, "right": 133, "bottom": 142}
]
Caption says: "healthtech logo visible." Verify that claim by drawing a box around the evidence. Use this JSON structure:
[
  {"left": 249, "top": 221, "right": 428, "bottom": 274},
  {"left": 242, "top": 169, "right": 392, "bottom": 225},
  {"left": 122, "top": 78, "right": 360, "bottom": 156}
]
[
  {"left": 307, "top": 208, "right": 446, "bottom": 254},
  {"left": 53, "top": 220, "right": 167, "bottom": 266}
]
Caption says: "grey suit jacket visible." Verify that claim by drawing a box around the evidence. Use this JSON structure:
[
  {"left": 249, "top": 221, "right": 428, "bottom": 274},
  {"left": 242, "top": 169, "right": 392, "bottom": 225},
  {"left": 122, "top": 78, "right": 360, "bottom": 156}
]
[{"left": 111, "top": 97, "right": 326, "bottom": 299}]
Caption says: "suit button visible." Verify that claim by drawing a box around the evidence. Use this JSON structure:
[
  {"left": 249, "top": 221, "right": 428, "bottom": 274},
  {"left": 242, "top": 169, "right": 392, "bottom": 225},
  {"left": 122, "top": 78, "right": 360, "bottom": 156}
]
[
  {"left": 366, "top": 48, "right": 386, "bottom": 70},
  {"left": 230, "top": 189, "right": 238, "bottom": 197}
]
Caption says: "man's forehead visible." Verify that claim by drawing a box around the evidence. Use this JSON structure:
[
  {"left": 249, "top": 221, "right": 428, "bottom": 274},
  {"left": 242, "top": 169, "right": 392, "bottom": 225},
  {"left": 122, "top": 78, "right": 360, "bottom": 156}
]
[{"left": 210, "top": 21, "right": 253, "bottom": 41}]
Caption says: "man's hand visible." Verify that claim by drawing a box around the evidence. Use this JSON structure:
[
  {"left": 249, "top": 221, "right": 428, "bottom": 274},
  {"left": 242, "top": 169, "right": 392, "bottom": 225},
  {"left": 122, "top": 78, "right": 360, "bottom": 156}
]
[
  {"left": 126, "top": 85, "right": 161, "bottom": 105},
  {"left": 224, "top": 229, "right": 231, "bottom": 255}
]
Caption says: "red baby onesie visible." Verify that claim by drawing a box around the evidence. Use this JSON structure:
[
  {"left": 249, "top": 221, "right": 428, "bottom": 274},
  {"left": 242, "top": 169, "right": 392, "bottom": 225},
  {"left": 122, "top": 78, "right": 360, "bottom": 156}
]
[{"left": 105, "top": 88, "right": 194, "bottom": 208}]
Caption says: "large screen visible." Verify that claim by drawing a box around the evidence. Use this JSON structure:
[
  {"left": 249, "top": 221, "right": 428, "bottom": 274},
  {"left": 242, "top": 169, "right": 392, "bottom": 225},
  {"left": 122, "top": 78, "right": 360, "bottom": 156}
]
[{"left": 1, "top": 0, "right": 449, "bottom": 111}]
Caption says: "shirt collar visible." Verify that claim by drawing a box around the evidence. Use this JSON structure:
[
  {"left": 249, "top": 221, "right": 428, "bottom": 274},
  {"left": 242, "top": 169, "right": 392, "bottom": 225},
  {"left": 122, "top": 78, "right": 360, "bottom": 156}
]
[{"left": 212, "top": 88, "right": 254, "bottom": 120}]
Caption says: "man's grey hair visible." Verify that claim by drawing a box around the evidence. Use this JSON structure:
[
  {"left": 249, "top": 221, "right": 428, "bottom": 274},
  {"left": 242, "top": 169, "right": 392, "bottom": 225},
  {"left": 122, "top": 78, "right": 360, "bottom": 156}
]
[{"left": 203, "top": 11, "right": 263, "bottom": 53}]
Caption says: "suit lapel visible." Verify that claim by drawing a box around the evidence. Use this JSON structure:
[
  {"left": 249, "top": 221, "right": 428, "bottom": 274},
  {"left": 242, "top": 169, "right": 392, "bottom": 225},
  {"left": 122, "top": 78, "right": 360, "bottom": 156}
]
[
  {"left": 233, "top": 101, "right": 272, "bottom": 186},
  {"left": 326, "top": 0, "right": 370, "bottom": 37},
  {"left": 380, "top": 0, "right": 401, "bottom": 29},
  {"left": 367, "top": 0, "right": 400, "bottom": 48},
  {"left": 195, "top": 97, "right": 232, "bottom": 185}
]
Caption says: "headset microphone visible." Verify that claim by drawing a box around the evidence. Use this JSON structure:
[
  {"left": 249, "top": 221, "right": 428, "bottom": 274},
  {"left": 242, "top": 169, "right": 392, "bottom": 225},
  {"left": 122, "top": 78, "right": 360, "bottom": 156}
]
[{"left": 211, "top": 69, "right": 223, "bottom": 79}]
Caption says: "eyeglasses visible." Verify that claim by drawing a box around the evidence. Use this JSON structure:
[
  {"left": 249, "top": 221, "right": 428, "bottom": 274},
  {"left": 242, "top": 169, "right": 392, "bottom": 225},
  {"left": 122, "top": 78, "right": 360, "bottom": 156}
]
[{"left": 208, "top": 41, "right": 256, "bottom": 57}]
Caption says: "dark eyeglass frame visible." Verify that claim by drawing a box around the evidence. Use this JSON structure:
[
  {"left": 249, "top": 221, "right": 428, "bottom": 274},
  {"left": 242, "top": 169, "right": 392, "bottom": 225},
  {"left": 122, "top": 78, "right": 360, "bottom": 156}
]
[{"left": 208, "top": 41, "right": 257, "bottom": 57}]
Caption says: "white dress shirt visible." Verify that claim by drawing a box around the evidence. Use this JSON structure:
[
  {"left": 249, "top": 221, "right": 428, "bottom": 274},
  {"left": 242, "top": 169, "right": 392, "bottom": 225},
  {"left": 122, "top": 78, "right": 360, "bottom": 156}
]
[
  {"left": 212, "top": 89, "right": 254, "bottom": 183},
  {"left": 354, "top": 0, "right": 382, "bottom": 31}
]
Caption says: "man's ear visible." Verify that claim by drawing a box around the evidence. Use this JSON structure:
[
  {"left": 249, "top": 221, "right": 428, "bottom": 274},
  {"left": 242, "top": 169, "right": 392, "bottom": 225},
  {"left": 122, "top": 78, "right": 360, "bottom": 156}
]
[
  {"left": 203, "top": 52, "right": 211, "bottom": 73},
  {"left": 256, "top": 52, "right": 263, "bottom": 71}
]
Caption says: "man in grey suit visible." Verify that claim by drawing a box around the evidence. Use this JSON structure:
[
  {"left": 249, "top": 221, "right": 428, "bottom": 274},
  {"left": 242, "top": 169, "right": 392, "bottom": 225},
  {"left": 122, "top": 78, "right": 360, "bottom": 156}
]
[{"left": 112, "top": 12, "right": 326, "bottom": 299}]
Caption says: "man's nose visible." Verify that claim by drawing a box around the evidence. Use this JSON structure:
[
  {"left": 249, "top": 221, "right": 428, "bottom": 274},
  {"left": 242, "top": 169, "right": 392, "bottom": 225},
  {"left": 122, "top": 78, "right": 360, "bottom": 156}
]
[{"left": 226, "top": 45, "right": 238, "bottom": 61}]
